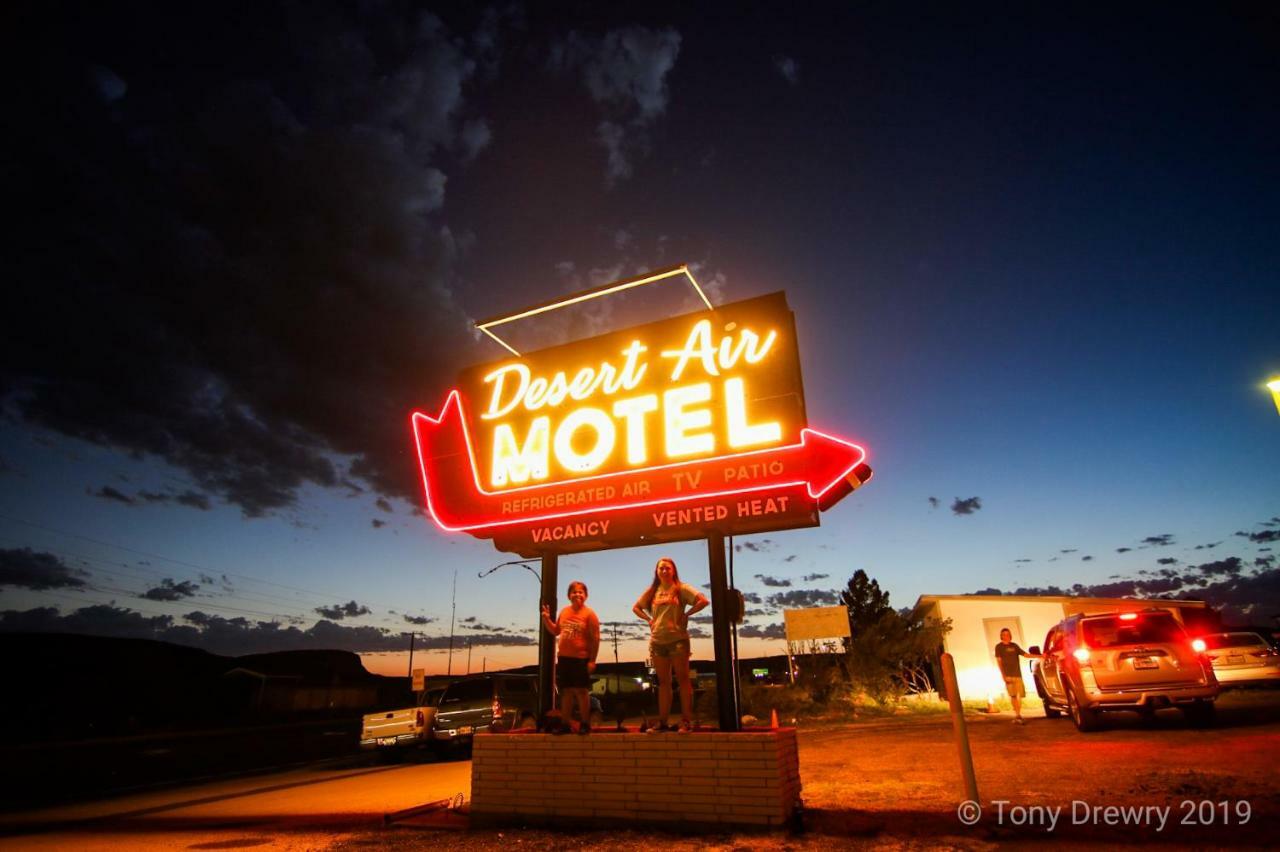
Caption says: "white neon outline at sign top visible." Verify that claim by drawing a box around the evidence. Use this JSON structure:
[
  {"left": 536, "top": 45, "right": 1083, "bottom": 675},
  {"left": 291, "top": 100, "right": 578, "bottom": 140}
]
[{"left": 475, "top": 265, "right": 714, "bottom": 357}]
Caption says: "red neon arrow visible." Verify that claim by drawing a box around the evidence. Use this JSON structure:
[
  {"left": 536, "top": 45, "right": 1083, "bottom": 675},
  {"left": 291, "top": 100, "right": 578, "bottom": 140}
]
[{"left": 411, "top": 390, "right": 869, "bottom": 533}]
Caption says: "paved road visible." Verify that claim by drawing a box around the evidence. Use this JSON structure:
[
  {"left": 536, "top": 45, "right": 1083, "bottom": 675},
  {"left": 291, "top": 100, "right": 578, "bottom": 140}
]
[{"left": 0, "top": 755, "right": 472, "bottom": 851}]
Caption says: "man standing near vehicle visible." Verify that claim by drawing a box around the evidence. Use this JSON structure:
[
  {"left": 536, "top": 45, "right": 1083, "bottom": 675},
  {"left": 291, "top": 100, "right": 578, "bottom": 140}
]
[{"left": 994, "top": 628, "right": 1040, "bottom": 724}]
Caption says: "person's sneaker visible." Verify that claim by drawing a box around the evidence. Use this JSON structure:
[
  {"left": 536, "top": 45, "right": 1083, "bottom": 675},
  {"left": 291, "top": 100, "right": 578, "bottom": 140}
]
[
  {"left": 677, "top": 720, "right": 692, "bottom": 734},
  {"left": 646, "top": 723, "right": 668, "bottom": 734},
  {"left": 1013, "top": 717, "right": 1025, "bottom": 725}
]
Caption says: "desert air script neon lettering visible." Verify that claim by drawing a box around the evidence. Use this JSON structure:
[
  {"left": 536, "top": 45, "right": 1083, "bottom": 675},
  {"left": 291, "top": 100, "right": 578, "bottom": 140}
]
[{"left": 481, "top": 320, "right": 782, "bottom": 487}]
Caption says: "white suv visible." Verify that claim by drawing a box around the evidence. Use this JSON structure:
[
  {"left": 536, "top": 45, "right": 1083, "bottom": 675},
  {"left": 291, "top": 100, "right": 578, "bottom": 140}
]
[{"left": 1031, "top": 609, "right": 1219, "bottom": 732}]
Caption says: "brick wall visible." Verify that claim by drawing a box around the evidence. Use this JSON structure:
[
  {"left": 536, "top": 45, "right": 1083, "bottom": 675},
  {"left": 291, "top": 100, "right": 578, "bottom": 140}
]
[{"left": 470, "top": 729, "right": 801, "bottom": 829}]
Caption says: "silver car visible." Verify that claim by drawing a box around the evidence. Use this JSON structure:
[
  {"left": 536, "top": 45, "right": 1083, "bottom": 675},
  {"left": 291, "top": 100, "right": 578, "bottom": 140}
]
[
  {"left": 1201, "top": 632, "right": 1280, "bottom": 686},
  {"left": 1031, "top": 609, "right": 1219, "bottom": 731}
]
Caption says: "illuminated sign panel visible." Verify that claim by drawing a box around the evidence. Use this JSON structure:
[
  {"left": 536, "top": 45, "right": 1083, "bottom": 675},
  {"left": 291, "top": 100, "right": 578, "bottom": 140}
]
[{"left": 412, "top": 291, "right": 870, "bottom": 555}]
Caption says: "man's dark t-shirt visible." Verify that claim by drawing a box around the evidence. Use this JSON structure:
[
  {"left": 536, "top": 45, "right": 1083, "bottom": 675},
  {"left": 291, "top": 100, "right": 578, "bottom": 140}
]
[{"left": 994, "top": 641, "right": 1026, "bottom": 678}]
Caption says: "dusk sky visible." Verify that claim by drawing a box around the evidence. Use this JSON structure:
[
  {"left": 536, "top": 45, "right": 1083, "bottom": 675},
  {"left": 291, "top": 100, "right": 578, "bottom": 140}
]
[{"left": 3, "top": 2, "right": 1277, "bottom": 676}]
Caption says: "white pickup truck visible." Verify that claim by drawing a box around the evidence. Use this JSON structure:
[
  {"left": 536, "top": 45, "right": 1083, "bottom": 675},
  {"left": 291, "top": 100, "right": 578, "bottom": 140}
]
[{"left": 359, "top": 687, "right": 444, "bottom": 751}]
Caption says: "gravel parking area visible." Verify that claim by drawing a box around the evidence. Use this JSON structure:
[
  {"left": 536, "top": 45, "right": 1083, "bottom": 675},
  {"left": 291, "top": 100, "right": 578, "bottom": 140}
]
[{"left": 345, "top": 689, "right": 1280, "bottom": 850}]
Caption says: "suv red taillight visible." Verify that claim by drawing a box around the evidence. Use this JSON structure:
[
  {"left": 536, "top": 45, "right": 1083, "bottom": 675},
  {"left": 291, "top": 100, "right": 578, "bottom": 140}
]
[
  {"left": 1191, "top": 638, "right": 1207, "bottom": 653},
  {"left": 1073, "top": 647, "right": 1091, "bottom": 664},
  {"left": 492, "top": 697, "right": 502, "bottom": 720}
]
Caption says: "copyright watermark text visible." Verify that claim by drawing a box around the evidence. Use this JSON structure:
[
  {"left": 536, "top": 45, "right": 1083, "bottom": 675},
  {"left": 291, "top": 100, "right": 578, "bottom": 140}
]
[{"left": 956, "top": 799, "right": 1252, "bottom": 831}]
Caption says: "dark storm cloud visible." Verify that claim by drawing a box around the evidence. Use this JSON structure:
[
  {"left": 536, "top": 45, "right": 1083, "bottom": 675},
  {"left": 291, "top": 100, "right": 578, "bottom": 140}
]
[
  {"left": 970, "top": 587, "right": 1004, "bottom": 596},
  {"left": 802, "top": 573, "right": 829, "bottom": 582},
  {"left": 783, "top": 555, "right": 797, "bottom": 563},
  {"left": 1081, "top": 555, "right": 1093, "bottom": 561},
  {"left": 548, "top": 26, "right": 681, "bottom": 185},
  {"left": 1141, "top": 535, "right": 1175, "bottom": 547},
  {"left": 754, "top": 574, "right": 792, "bottom": 588},
  {"left": 375, "top": 497, "right": 393, "bottom": 513},
  {"left": 462, "top": 616, "right": 477, "bottom": 623},
  {"left": 928, "top": 497, "right": 939, "bottom": 510},
  {"left": 735, "top": 539, "right": 775, "bottom": 553},
  {"left": 1014, "top": 558, "right": 1032, "bottom": 563},
  {"left": 951, "top": 497, "right": 982, "bottom": 515},
  {"left": 740, "top": 591, "right": 763, "bottom": 605},
  {"left": 0, "top": 547, "right": 89, "bottom": 589},
  {"left": 1060, "top": 549, "right": 1077, "bottom": 554},
  {"left": 90, "top": 485, "right": 134, "bottom": 505},
  {"left": 1157, "top": 557, "right": 1179, "bottom": 565},
  {"left": 1194, "top": 542, "right": 1221, "bottom": 550},
  {"left": 766, "top": 589, "right": 839, "bottom": 609},
  {"left": 370, "top": 519, "right": 386, "bottom": 529},
  {"left": 463, "top": 621, "right": 503, "bottom": 631},
  {"left": 772, "top": 55, "right": 800, "bottom": 85},
  {"left": 1116, "top": 547, "right": 1132, "bottom": 553},
  {"left": 140, "top": 578, "right": 200, "bottom": 601},
  {"left": 6, "top": 4, "right": 489, "bottom": 518},
  {"left": 314, "top": 600, "right": 372, "bottom": 620},
  {"left": 1193, "top": 557, "right": 1243, "bottom": 577},
  {"left": 1238, "top": 529, "right": 1280, "bottom": 544},
  {"left": 737, "top": 623, "right": 785, "bottom": 640}
]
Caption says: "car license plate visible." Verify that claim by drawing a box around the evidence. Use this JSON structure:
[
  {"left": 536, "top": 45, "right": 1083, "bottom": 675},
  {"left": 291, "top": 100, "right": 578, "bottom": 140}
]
[
  {"left": 457, "top": 726, "right": 473, "bottom": 735},
  {"left": 378, "top": 737, "right": 396, "bottom": 746},
  {"left": 1133, "top": 657, "right": 1158, "bottom": 670},
  {"left": 1226, "top": 655, "right": 1245, "bottom": 665}
]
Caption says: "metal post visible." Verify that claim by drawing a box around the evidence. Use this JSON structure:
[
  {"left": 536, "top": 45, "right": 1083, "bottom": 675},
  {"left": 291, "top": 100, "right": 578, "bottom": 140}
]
[
  {"left": 405, "top": 632, "right": 416, "bottom": 679},
  {"left": 447, "top": 568, "right": 457, "bottom": 676},
  {"left": 707, "top": 532, "right": 739, "bottom": 731},
  {"left": 940, "top": 653, "right": 980, "bottom": 803},
  {"left": 538, "top": 552, "right": 559, "bottom": 718}
]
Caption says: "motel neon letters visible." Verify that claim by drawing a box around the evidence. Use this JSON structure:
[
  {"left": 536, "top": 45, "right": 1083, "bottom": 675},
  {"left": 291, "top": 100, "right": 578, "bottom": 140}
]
[
  {"left": 411, "top": 291, "right": 870, "bottom": 554},
  {"left": 481, "top": 319, "right": 782, "bottom": 487}
]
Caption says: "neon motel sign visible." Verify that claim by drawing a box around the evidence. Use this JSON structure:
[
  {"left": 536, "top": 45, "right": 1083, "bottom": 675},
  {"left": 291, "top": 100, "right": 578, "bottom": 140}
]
[{"left": 411, "top": 291, "right": 871, "bottom": 555}]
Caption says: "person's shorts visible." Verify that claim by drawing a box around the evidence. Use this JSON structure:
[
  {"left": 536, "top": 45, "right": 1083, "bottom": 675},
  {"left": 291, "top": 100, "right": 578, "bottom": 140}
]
[
  {"left": 650, "top": 638, "right": 691, "bottom": 660},
  {"left": 1004, "top": 676, "right": 1026, "bottom": 698},
  {"left": 557, "top": 656, "right": 590, "bottom": 689}
]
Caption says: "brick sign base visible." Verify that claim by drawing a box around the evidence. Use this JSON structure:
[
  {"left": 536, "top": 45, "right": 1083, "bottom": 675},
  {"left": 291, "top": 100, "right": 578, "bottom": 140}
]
[{"left": 470, "top": 729, "right": 801, "bottom": 829}]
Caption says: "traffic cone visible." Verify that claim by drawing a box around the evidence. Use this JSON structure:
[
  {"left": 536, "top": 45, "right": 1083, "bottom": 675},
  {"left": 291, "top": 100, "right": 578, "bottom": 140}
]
[{"left": 770, "top": 708, "right": 779, "bottom": 729}]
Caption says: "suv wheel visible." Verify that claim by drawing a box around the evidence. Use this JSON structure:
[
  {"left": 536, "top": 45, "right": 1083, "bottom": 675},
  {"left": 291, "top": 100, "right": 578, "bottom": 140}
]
[
  {"left": 1066, "top": 684, "right": 1100, "bottom": 732},
  {"left": 1183, "top": 700, "right": 1215, "bottom": 728}
]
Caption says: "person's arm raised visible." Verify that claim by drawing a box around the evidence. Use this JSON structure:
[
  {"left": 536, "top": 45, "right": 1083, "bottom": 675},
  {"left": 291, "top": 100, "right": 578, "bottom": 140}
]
[{"left": 540, "top": 604, "right": 560, "bottom": 635}]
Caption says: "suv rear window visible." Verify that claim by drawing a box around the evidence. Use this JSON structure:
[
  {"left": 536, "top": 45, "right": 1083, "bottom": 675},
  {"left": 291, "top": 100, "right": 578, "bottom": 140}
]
[
  {"left": 1203, "top": 632, "right": 1266, "bottom": 650},
  {"left": 501, "top": 678, "right": 534, "bottom": 694},
  {"left": 440, "top": 679, "right": 492, "bottom": 703},
  {"left": 1081, "top": 613, "right": 1185, "bottom": 648}
]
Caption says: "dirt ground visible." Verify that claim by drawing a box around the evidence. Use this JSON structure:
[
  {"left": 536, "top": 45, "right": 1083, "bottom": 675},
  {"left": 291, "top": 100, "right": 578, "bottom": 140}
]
[{"left": 339, "top": 689, "right": 1280, "bottom": 850}]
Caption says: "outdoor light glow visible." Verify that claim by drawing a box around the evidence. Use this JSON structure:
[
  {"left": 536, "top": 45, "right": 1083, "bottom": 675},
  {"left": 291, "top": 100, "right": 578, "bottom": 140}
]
[
  {"left": 1191, "top": 637, "right": 1207, "bottom": 653},
  {"left": 1268, "top": 377, "right": 1280, "bottom": 416},
  {"left": 1119, "top": 612, "right": 1138, "bottom": 620},
  {"left": 412, "top": 288, "right": 872, "bottom": 546}
]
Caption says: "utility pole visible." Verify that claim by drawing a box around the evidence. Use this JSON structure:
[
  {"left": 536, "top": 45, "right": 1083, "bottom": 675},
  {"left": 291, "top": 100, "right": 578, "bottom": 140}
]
[
  {"left": 447, "top": 567, "right": 457, "bottom": 676},
  {"left": 403, "top": 631, "right": 416, "bottom": 679},
  {"left": 467, "top": 638, "right": 473, "bottom": 674}
]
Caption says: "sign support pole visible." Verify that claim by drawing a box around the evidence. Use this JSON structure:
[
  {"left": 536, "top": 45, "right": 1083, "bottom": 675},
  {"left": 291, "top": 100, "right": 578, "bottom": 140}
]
[
  {"left": 707, "top": 532, "right": 740, "bottom": 731},
  {"left": 538, "top": 552, "right": 559, "bottom": 720}
]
